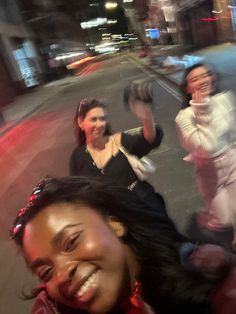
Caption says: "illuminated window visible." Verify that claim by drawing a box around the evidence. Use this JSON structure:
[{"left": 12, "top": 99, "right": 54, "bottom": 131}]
[{"left": 229, "top": 0, "right": 236, "bottom": 32}]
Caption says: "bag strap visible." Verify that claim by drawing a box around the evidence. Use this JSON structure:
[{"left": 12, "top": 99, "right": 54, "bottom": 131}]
[{"left": 111, "top": 136, "right": 129, "bottom": 157}]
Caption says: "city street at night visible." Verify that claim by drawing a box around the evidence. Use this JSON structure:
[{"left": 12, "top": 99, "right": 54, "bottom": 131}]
[
  {"left": 1, "top": 48, "right": 236, "bottom": 312},
  {"left": 0, "top": 53, "right": 197, "bottom": 313},
  {"left": 1, "top": 0, "right": 236, "bottom": 313}
]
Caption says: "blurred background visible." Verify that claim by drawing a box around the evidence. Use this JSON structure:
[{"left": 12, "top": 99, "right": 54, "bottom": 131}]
[
  {"left": 0, "top": 0, "right": 235, "bottom": 108},
  {"left": 1, "top": 1, "right": 236, "bottom": 313}
]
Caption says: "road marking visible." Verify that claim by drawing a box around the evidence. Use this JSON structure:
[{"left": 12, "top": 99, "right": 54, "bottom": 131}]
[
  {"left": 127, "top": 56, "right": 182, "bottom": 101},
  {"left": 157, "top": 80, "right": 182, "bottom": 101}
]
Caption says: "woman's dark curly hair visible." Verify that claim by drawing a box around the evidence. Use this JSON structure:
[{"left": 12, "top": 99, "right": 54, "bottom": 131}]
[
  {"left": 74, "top": 98, "right": 112, "bottom": 145},
  {"left": 181, "top": 63, "right": 221, "bottom": 109},
  {"left": 11, "top": 176, "right": 229, "bottom": 314}
]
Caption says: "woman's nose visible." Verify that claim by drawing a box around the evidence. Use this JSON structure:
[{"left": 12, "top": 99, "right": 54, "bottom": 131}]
[
  {"left": 96, "top": 120, "right": 105, "bottom": 127},
  {"left": 56, "top": 261, "right": 78, "bottom": 285}
]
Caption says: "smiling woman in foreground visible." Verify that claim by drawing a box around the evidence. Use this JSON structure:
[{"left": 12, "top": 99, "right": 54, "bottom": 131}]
[{"left": 11, "top": 177, "right": 236, "bottom": 314}]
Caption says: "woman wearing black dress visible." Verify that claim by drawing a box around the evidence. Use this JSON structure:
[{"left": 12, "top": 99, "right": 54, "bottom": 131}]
[{"left": 69, "top": 87, "right": 166, "bottom": 216}]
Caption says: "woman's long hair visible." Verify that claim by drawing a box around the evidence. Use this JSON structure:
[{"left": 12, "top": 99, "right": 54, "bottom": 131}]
[
  {"left": 12, "top": 177, "right": 229, "bottom": 313},
  {"left": 74, "top": 98, "right": 112, "bottom": 145},
  {"left": 181, "top": 63, "right": 221, "bottom": 109}
]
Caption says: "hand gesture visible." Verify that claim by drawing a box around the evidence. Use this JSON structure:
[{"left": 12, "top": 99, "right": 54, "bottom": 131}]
[
  {"left": 129, "top": 97, "right": 153, "bottom": 121},
  {"left": 192, "top": 90, "right": 204, "bottom": 103}
]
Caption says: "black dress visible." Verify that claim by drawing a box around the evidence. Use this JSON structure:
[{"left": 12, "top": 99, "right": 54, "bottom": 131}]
[{"left": 69, "top": 126, "right": 166, "bottom": 215}]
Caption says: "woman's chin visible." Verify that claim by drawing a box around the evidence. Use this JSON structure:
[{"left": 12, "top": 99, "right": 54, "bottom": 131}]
[{"left": 93, "top": 132, "right": 105, "bottom": 141}]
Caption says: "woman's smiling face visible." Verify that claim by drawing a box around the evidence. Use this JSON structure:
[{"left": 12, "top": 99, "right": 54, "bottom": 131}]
[
  {"left": 23, "top": 203, "right": 138, "bottom": 313},
  {"left": 186, "top": 65, "right": 214, "bottom": 98},
  {"left": 79, "top": 107, "right": 107, "bottom": 142}
]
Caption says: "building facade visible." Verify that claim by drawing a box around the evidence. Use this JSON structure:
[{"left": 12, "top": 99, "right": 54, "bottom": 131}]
[
  {"left": 138, "top": 0, "right": 235, "bottom": 47},
  {"left": 173, "top": 0, "right": 234, "bottom": 47},
  {"left": 0, "top": 0, "right": 42, "bottom": 107}
]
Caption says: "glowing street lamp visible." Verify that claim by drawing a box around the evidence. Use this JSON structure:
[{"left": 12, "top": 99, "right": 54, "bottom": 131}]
[
  {"left": 105, "top": 2, "right": 118, "bottom": 10},
  {"left": 107, "top": 19, "right": 117, "bottom": 24}
]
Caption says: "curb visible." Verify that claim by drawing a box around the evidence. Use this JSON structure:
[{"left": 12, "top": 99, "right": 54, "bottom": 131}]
[
  {"left": 0, "top": 55, "right": 118, "bottom": 137},
  {"left": 0, "top": 55, "right": 117, "bottom": 138},
  {"left": 126, "top": 53, "right": 181, "bottom": 88},
  {"left": 0, "top": 53, "right": 183, "bottom": 138},
  {"left": 0, "top": 93, "right": 57, "bottom": 138},
  {"left": 0, "top": 82, "right": 75, "bottom": 138}
]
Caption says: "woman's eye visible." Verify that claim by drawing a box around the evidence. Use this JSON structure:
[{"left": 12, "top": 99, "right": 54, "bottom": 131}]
[
  {"left": 64, "top": 233, "right": 80, "bottom": 252},
  {"left": 38, "top": 267, "right": 53, "bottom": 282}
]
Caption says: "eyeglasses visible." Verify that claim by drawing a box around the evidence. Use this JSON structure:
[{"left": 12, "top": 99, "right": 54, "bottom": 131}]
[{"left": 10, "top": 178, "right": 51, "bottom": 239}]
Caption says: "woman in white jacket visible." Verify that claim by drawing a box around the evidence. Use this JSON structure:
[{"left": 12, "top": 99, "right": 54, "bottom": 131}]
[{"left": 175, "top": 63, "right": 236, "bottom": 249}]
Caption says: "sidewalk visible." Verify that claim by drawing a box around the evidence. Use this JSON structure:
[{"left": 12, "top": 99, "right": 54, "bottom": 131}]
[
  {"left": 0, "top": 42, "right": 236, "bottom": 137},
  {"left": 129, "top": 42, "right": 236, "bottom": 89},
  {"left": 0, "top": 54, "right": 112, "bottom": 137},
  {"left": 0, "top": 75, "right": 79, "bottom": 137}
]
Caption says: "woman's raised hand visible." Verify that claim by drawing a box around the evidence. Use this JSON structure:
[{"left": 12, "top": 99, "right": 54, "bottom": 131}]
[
  {"left": 192, "top": 90, "right": 204, "bottom": 103},
  {"left": 129, "top": 97, "right": 153, "bottom": 122}
]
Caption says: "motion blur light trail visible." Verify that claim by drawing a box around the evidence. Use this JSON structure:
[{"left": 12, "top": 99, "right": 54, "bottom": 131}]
[
  {"left": 67, "top": 56, "right": 95, "bottom": 70},
  {"left": 76, "top": 62, "right": 103, "bottom": 76}
]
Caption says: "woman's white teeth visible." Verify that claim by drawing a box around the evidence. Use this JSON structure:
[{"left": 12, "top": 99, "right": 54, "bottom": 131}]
[
  {"left": 77, "top": 272, "right": 97, "bottom": 297},
  {"left": 200, "top": 84, "right": 209, "bottom": 89}
]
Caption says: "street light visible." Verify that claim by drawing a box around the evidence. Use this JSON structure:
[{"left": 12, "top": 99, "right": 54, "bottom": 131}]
[
  {"left": 107, "top": 19, "right": 117, "bottom": 24},
  {"left": 105, "top": 2, "right": 118, "bottom": 10},
  {"left": 80, "top": 18, "right": 108, "bottom": 29}
]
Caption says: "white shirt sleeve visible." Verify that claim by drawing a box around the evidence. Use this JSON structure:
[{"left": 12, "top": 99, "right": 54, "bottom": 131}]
[{"left": 175, "top": 91, "right": 236, "bottom": 158}]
